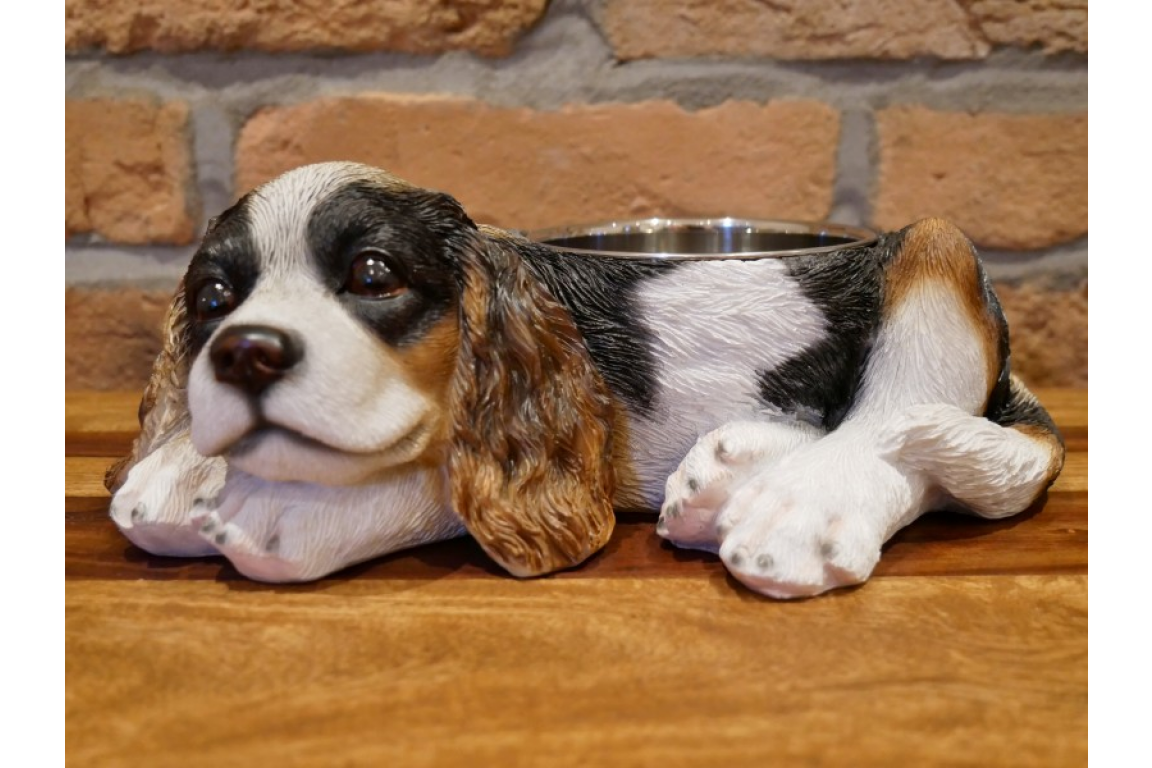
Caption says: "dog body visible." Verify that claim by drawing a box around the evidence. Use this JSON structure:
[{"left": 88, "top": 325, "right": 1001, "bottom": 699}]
[{"left": 109, "top": 162, "right": 1064, "bottom": 598}]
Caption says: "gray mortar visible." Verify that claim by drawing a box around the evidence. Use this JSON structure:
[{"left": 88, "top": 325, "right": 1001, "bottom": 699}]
[
  {"left": 829, "top": 109, "right": 875, "bottom": 227},
  {"left": 66, "top": 245, "right": 193, "bottom": 286},
  {"left": 65, "top": 0, "right": 1088, "bottom": 286},
  {"left": 980, "top": 238, "right": 1088, "bottom": 288}
]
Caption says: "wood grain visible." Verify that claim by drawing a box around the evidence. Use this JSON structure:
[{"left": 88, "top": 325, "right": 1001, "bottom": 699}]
[
  {"left": 1051, "top": 452, "right": 1086, "bottom": 492},
  {"left": 65, "top": 391, "right": 140, "bottom": 456},
  {"left": 66, "top": 456, "right": 118, "bottom": 514},
  {"left": 66, "top": 576, "right": 1087, "bottom": 768},
  {"left": 1032, "top": 389, "right": 1087, "bottom": 429}
]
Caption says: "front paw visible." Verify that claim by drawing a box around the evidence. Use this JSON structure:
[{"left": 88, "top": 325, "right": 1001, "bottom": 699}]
[
  {"left": 718, "top": 489, "right": 882, "bottom": 599},
  {"left": 196, "top": 509, "right": 318, "bottom": 582},
  {"left": 715, "top": 451, "right": 913, "bottom": 599},
  {"left": 194, "top": 468, "right": 464, "bottom": 583},
  {"left": 658, "top": 420, "right": 820, "bottom": 550},
  {"left": 109, "top": 439, "right": 226, "bottom": 557}
]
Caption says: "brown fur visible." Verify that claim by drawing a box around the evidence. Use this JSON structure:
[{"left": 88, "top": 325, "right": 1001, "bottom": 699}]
[
  {"left": 886, "top": 219, "right": 1002, "bottom": 400},
  {"left": 1015, "top": 422, "right": 1066, "bottom": 479},
  {"left": 606, "top": 409, "right": 644, "bottom": 511},
  {"left": 448, "top": 230, "right": 617, "bottom": 577},
  {"left": 394, "top": 314, "right": 459, "bottom": 399},
  {"left": 104, "top": 282, "right": 193, "bottom": 493},
  {"left": 392, "top": 313, "right": 460, "bottom": 463}
]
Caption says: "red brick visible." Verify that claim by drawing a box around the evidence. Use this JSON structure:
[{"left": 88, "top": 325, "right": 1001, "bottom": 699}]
[
  {"left": 971, "top": 0, "right": 1088, "bottom": 54},
  {"left": 66, "top": 100, "right": 197, "bottom": 245},
  {"left": 65, "top": 0, "right": 547, "bottom": 56},
  {"left": 236, "top": 96, "right": 840, "bottom": 229},
  {"left": 603, "top": 0, "right": 1086, "bottom": 60},
  {"left": 874, "top": 108, "right": 1087, "bottom": 250},
  {"left": 66, "top": 286, "right": 175, "bottom": 391},
  {"left": 995, "top": 279, "right": 1087, "bottom": 388},
  {"left": 604, "top": 0, "right": 985, "bottom": 60}
]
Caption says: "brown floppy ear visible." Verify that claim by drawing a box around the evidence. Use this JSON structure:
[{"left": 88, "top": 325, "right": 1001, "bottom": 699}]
[
  {"left": 104, "top": 281, "right": 193, "bottom": 493},
  {"left": 448, "top": 228, "right": 616, "bottom": 577}
]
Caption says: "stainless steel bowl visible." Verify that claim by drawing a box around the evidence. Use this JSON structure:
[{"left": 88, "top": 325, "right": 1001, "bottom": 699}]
[{"left": 529, "top": 217, "right": 877, "bottom": 261}]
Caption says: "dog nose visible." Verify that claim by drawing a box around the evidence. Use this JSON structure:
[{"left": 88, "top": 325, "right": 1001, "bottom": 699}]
[{"left": 210, "top": 325, "right": 300, "bottom": 396}]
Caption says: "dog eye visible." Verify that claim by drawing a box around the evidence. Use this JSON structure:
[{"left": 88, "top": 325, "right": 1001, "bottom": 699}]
[
  {"left": 194, "top": 280, "right": 237, "bottom": 322},
  {"left": 345, "top": 251, "right": 406, "bottom": 298}
]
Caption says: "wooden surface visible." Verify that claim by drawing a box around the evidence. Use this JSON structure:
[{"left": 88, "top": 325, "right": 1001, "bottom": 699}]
[{"left": 66, "top": 390, "right": 1088, "bottom": 767}]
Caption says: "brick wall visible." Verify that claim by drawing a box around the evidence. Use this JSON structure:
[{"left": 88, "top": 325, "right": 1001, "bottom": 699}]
[{"left": 65, "top": 0, "right": 1088, "bottom": 390}]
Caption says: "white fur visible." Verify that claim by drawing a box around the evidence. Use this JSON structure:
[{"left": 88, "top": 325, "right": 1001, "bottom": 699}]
[
  {"left": 249, "top": 162, "right": 379, "bottom": 281},
  {"left": 189, "top": 163, "right": 437, "bottom": 486},
  {"left": 110, "top": 431, "right": 461, "bottom": 580},
  {"left": 196, "top": 465, "right": 461, "bottom": 582},
  {"left": 109, "top": 435, "right": 226, "bottom": 557},
  {"left": 851, "top": 282, "right": 989, "bottom": 420},
  {"left": 715, "top": 430, "right": 925, "bottom": 598},
  {"left": 883, "top": 401, "right": 1059, "bottom": 518},
  {"left": 657, "top": 420, "right": 822, "bottom": 548},
  {"left": 187, "top": 279, "right": 438, "bottom": 485},
  {"left": 660, "top": 280, "right": 1053, "bottom": 598},
  {"left": 617, "top": 259, "right": 827, "bottom": 507}
]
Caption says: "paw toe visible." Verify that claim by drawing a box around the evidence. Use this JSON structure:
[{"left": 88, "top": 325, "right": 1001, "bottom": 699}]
[
  {"left": 118, "top": 518, "right": 218, "bottom": 557},
  {"left": 822, "top": 536, "right": 880, "bottom": 586},
  {"left": 721, "top": 536, "right": 823, "bottom": 598},
  {"left": 719, "top": 514, "right": 880, "bottom": 600},
  {"left": 658, "top": 499, "right": 724, "bottom": 552},
  {"left": 222, "top": 545, "right": 319, "bottom": 583}
]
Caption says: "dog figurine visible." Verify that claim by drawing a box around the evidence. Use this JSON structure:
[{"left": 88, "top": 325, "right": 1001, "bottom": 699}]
[{"left": 106, "top": 161, "right": 1064, "bottom": 598}]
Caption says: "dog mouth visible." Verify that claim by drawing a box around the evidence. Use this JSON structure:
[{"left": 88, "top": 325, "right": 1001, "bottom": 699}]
[
  {"left": 230, "top": 424, "right": 357, "bottom": 458},
  {"left": 227, "top": 419, "right": 432, "bottom": 461},
  {"left": 218, "top": 417, "right": 437, "bottom": 486}
]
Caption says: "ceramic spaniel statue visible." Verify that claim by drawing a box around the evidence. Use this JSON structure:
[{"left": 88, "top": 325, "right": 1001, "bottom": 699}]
[{"left": 106, "top": 161, "right": 1064, "bottom": 598}]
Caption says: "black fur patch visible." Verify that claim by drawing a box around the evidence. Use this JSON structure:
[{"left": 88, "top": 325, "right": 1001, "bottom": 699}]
[
  {"left": 986, "top": 380, "right": 1060, "bottom": 434},
  {"left": 756, "top": 234, "right": 896, "bottom": 428},
  {"left": 185, "top": 195, "right": 259, "bottom": 355},
  {"left": 980, "top": 261, "right": 1016, "bottom": 421},
  {"left": 517, "top": 242, "right": 678, "bottom": 415},
  {"left": 985, "top": 375, "right": 1063, "bottom": 447},
  {"left": 306, "top": 182, "right": 461, "bottom": 348},
  {"left": 966, "top": 257, "right": 1061, "bottom": 444}
]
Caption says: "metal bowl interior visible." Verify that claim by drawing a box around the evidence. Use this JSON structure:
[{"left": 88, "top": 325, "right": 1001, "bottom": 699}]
[{"left": 529, "top": 218, "right": 878, "bottom": 261}]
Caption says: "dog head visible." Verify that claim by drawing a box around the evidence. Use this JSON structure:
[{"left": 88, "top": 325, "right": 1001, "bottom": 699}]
[{"left": 128, "top": 162, "right": 616, "bottom": 577}]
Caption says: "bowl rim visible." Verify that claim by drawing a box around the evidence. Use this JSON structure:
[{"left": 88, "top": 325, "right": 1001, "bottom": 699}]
[{"left": 527, "top": 217, "right": 879, "bottom": 261}]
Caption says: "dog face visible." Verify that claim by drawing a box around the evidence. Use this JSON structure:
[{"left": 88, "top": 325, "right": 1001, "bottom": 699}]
[
  {"left": 160, "top": 162, "right": 617, "bottom": 576},
  {"left": 185, "top": 164, "right": 465, "bottom": 485}
]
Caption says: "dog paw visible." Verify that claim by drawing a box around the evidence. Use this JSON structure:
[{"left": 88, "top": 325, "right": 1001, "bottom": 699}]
[
  {"left": 195, "top": 467, "right": 464, "bottom": 583},
  {"left": 194, "top": 478, "right": 327, "bottom": 582},
  {"left": 714, "top": 448, "right": 913, "bottom": 599},
  {"left": 196, "top": 509, "right": 319, "bottom": 582},
  {"left": 109, "top": 438, "right": 226, "bottom": 557},
  {"left": 657, "top": 420, "right": 820, "bottom": 550}
]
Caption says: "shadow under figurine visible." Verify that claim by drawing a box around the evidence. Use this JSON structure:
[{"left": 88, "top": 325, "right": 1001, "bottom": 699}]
[{"left": 105, "top": 161, "right": 1065, "bottom": 599}]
